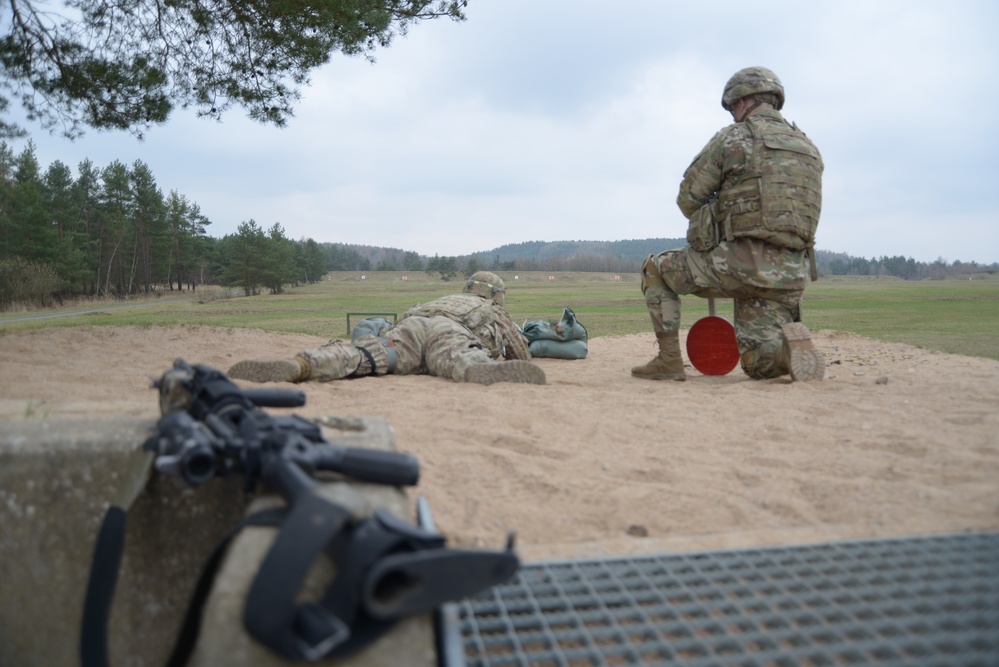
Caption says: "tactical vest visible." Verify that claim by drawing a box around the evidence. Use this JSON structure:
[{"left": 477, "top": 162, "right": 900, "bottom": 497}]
[
  {"left": 400, "top": 294, "right": 504, "bottom": 358},
  {"left": 718, "top": 114, "right": 823, "bottom": 251}
]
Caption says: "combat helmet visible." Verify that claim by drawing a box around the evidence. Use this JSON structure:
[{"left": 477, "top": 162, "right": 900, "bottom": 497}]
[
  {"left": 721, "top": 67, "right": 785, "bottom": 111},
  {"left": 464, "top": 271, "right": 506, "bottom": 306}
]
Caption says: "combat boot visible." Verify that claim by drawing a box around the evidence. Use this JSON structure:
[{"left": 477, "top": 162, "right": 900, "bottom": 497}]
[
  {"left": 228, "top": 357, "right": 311, "bottom": 383},
  {"left": 631, "top": 331, "right": 686, "bottom": 381},
  {"left": 464, "top": 360, "right": 546, "bottom": 385},
  {"left": 775, "top": 322, "right": 824, "bottom": 381}
]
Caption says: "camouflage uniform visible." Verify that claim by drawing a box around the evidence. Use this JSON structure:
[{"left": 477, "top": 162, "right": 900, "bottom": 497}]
[
  {"left": 400, "top": 293, "right": 531, "bottom": 361},
  {"left": 642, "top": 107, "right": 823, "bottom": 379},
  {"left": 301, "top": 316, "right": 499, "bottom": 382},
  {"left": 296, "top": 293, "right": 532, "bottom": 382},
  {"left": 228, "top": 271, "right": 545, "bottom": 385}
]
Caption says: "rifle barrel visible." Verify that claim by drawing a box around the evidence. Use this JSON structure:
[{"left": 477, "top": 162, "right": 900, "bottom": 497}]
[
  {"left": 316, "top": 444, "right": 420, "bottom": 487},
  {"left": 242, "top": 388, "right": 307, "bottom": 408}
]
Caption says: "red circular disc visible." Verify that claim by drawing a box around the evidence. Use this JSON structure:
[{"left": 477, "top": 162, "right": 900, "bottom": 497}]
[{"left": 686, "top": 316, "right": 740, "bottom": 376}]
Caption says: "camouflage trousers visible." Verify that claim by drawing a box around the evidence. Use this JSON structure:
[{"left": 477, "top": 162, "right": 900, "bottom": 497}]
[
  {"left": 641, "top": 238, "right": 809, "bottom": 379},
  {"left": 298, "top": 316, "right": 495, "bottom": 382}
]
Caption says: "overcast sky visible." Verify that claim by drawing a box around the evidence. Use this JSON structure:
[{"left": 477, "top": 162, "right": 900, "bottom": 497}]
[{"left": 13, "top": 0, "right": 999, "bottom": 264}]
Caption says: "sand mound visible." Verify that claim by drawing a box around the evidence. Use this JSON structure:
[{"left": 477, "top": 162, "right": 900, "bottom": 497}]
[{"left": 2, "top": 325, "right": 996, "bottom": 560}]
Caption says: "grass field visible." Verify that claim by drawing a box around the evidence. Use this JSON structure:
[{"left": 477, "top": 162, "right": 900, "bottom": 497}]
[{"left": 1, "top": 271, "right": 997, "bottom": 361}]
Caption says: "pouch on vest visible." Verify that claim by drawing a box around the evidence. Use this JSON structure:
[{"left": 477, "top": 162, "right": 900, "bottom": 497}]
[
  {"left": 686, "top": 202, "right": 719, "bottom": 252},
  {"left": 521, "top": 307, "right": 588, "bottom": 360}
]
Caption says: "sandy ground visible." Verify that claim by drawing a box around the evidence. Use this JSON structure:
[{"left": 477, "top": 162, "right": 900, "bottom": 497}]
[{"left": 1, "top": 325, "right": 997, "bottom": 561}]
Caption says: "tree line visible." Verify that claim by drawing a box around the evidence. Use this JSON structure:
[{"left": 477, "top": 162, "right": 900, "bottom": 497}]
[
  {"left": 817, "top": 251, "right": 995, "bottom": 281},
  {"left": 0, "top": 142, "right": 345, "bottom": 309},
  {"left": 0, "top": 141, "right": 478, "bottom": 310},
  {"left": 317, "top": 244, "right": 999, "bottom": 281},
  {"left": 461, "top": 242, "right": 999, "bottom": 279},
  {"left": 2, "top": 141, "right": 995, "bottom": 311}
]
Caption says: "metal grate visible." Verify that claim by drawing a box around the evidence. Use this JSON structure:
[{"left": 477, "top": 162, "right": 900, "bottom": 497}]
[{"left": 440, "top": 531, "right": 999, "bottom": 667}]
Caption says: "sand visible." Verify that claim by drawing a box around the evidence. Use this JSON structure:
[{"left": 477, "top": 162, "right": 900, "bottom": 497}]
[{"left": 1, "top": 325, "right": 996, "bottom": 561}]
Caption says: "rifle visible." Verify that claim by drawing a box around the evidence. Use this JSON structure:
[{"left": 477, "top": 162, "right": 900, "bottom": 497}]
[
  {"left": 149, "top": 359, "right": 421, "bottom": 492},
  {"left": 81, "top": 359, "right": 519, "bottom": 666}
]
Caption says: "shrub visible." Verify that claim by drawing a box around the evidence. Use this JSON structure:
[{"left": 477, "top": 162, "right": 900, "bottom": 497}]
[{"left": 0, "top": 257, "right": 62, "bottom": 310}]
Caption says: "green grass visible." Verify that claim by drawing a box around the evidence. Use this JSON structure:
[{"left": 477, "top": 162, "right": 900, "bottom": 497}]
[
  {"left": 2, "top": 272, "right": 997, "bottom": 360},
  {"left": 802, "top": 276, "right": 999, "bottom": 360}
]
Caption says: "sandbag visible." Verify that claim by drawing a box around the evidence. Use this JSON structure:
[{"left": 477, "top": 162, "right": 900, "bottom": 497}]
[
  {"left": 529, "top": 338, "right": 589, "bottom": 360},
  {"left": 521, "top": 308, "right": 588, "bottom": 360}
]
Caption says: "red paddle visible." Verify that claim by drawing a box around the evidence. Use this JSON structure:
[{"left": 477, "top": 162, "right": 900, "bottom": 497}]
[{"left": 686, "top": 298, "right": 739, "bottom": 375}]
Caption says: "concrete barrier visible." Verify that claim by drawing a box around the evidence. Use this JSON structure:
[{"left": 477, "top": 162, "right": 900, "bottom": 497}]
[{"left": 0, "top": 415, "right": 433, "bottom": 667}]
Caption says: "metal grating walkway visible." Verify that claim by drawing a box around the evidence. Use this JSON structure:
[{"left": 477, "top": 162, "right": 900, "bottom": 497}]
[{"left": 439, "top": 531, "right": 999, "bottom": 667}]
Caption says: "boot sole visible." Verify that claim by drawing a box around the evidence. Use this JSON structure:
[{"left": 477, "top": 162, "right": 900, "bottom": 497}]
[
  {"left": 228, "top": 359, "right": 302, "bottom": 383},
  {"left": 465, "top": 360, "right": 547, "bottom": 385},
  {"left": 780, "top": 323, "right": 825, "bottom": 382}
]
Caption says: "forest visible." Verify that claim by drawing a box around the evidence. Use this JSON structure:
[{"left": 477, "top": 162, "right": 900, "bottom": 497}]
[{"left": 1, "top": 143, "right": 995, "bottom": 311}]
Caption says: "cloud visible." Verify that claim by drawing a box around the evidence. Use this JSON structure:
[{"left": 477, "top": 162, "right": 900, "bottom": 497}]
[{"left": 12, "top": 0, "right": 999, "bottom": 264}]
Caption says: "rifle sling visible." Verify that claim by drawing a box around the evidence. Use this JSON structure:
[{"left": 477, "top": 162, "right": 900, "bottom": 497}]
[
  {"left": 242, "top": 500, "right": 514, "bottom": 661},
  {"left": 81, "top": 448, "right": 154, "bottom": 667},
  {"left": 243, "top": 493, "right": 353, "bottom": 661},
  {"left": 168, "top": 497, "right": 350, "bottom": 665},
  {"left": 83, "top": 490, "right": 517, "bottom": 666},
  {"left": 80, "top": 507, "right": 127, "bottom": 667},
  {"left": 166, "top": 507, "right": 289, "bottom": 667}
]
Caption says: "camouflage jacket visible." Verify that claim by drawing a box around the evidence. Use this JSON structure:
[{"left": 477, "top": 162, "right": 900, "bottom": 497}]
[
  {"left": 677, "top": 109, "right": 823, "bottom": 251},
  {"left": 399, "top": 293, "right": 532, "bottom": 360}
]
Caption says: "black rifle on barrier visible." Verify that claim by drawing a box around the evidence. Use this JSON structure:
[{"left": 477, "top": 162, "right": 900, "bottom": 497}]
[{"left": 81, "top": 359, "right": 519, "bottom": 667}]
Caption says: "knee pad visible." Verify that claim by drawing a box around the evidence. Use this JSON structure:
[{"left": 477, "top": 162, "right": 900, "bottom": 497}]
[
  {"left": 740, "top": 345, "right": 782, "bottom": 380},
  {"left": 640, "top": 254, "right": 666, "bottom": 294}
]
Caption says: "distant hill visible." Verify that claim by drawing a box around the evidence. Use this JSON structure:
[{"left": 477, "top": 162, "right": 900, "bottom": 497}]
[
  {"left": 462, "top": 240, "right": 996, "bottom": 278},
  {"left": 324, "top": 239, "right": 996, "bottom": 279},
  {"left": 468, "top": 238, "right": 686, "bottom": 270}
]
